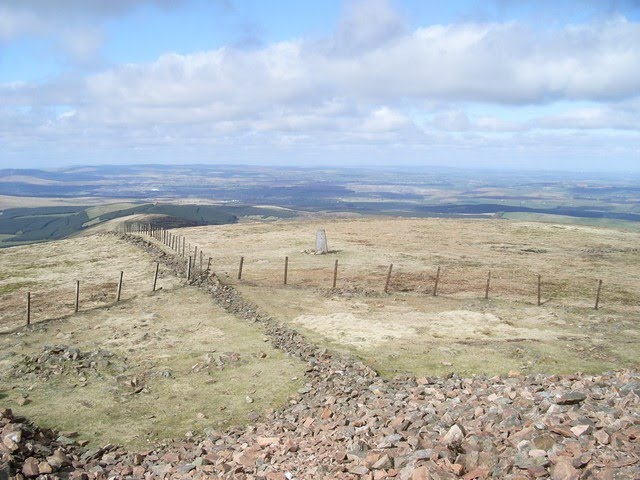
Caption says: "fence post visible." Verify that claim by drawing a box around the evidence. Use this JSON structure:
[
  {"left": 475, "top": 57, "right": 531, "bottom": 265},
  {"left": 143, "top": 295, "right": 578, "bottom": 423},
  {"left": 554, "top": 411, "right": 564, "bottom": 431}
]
[
  {"left": 485, "top": 271, "right": 491, "bottom": 299},
  {"left": 200, "top": 251, "right": 203, "bottom": 273},
  {"left": 116, "top": 271, "right": 124, "bottom": 302},
  {"left": 284, "top": 256, "right": 289, "bottom": 285},
  {"left": 75, "top": 280, "right": 80, "bottom": 313},
  {"left": 537, "top": 274, "right": 542, "bottom": 306},
  {"left": 207, "top": 257, "right": 212, "bottom": 273},
  {"left": 152, "top": 262, "right": 160, "bottom": 292},
  {"left": 26, "top": 292, "right": 31, "bottom": 325},
  {"left": 187, "top": 256, "right": 192, "bottom": 281},
  {"left": 238, "top": 256, "right": 244, "bottom": 280},
  {"left": 384, "top": 263, "right": 393, "bottom": 293},
  {"left": 333, "top": 259, "right": 338, "bottom": 289},
  {"left": 594, "top": 279, "right": 603, "bottom": 310},
  {"left": 433, "top": 266, "right": 441, "bottom": 296}
]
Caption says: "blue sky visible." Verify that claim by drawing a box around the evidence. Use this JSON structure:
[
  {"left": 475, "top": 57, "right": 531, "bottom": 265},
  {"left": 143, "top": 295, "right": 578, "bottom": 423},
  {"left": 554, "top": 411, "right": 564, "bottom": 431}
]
[{"left": 1, "top": 0, "right": 639, "bottom": 171}]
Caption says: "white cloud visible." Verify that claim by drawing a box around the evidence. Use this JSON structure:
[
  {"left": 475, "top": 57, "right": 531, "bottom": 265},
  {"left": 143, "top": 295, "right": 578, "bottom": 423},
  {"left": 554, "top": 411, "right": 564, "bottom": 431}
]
[{"left": 1, "top": 0, "right": 639, "bottom": 169}]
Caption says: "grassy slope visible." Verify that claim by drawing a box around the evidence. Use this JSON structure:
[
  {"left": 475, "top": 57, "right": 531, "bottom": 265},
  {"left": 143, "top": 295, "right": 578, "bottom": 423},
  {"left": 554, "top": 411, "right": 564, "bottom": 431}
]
[{"left": 0, "top": 234, "right": 304, "bottom": 449}]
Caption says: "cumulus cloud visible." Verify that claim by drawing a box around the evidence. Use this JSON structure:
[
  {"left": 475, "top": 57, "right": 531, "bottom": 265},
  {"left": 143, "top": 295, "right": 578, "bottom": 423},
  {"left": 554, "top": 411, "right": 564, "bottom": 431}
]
[
  {"left": 0, "top": 0, "right": 185, "bottom": 63},
  {"left": 2, "top": 0, "right": 640, "bottom": 168}
]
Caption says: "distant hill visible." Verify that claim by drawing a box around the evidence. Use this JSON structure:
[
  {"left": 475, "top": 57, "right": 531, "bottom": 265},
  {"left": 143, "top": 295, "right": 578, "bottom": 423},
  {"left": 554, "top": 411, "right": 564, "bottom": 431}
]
[{"left": 0, "top": 203, "right": 296, "bottom": 247}]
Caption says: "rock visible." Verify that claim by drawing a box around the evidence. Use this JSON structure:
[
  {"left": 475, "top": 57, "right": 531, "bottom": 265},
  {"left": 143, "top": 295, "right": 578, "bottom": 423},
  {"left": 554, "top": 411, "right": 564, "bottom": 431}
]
[
  {"left": 372, "top": 454, "right": 392, "bottom": 470},
  {"left": 532, "top": 434, "right": 556, "bottom": 451},
  {"left": 257, "top": 436, "right": 279, "bottom": 447},
  {"left": 550, "top": 457, "right": 580, "bottom": 480},
  {"left": 22, "top": 457, "right": 39, "bottom": 477},
  {"left": 570, "top": 424, "right": 590, "bottom": 437},
  {"left": 442, "top": 424, "right": 465, "bottom": 447},
  {"left": 348, "top": 464, "right": 370, "bottom": 475},
  {"left": 47, "top": 450, "right": 71, "bottom": 468},
  {"left": 594, "top": 429, "right": 610, "bottom": 445},
  {"left": 555, "top": 391, "right": 587, "bottom": 405}
]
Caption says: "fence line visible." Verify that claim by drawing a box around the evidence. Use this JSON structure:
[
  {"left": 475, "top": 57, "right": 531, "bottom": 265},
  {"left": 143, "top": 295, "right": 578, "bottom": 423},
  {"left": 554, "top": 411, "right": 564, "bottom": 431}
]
[{"left": 2, "top": 222, "right": 617, "bottom": 328}]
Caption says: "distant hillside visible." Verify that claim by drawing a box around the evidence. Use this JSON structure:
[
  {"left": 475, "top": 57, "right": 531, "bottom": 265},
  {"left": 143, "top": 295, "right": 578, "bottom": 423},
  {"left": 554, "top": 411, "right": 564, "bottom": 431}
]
[{"left": 0, "top": 203, "right": 296, "bottom": 247}]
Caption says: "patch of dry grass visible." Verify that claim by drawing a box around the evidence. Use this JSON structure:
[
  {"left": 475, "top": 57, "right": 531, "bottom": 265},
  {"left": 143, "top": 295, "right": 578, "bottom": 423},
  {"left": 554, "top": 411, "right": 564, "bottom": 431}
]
[
  {"left": 0, "top": 235, "right": 305, "bottom": 449},
  {"left": 167, "top": 217, "right": 639, "bottom": 377}
]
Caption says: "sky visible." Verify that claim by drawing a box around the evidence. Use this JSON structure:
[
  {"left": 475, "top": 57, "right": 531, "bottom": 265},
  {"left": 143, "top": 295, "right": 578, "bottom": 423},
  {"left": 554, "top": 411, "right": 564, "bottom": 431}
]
[{"left": 1, "top": 0, "right": 639, "bottom": 172}]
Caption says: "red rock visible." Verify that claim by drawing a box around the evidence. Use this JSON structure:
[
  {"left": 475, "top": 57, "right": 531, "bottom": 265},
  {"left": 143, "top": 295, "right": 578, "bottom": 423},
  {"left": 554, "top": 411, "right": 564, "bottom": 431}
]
[
  {"left": 349, "top": 464, "right": 370, "bottom": 475},
  {"left": 22, "top": 457, "right": 39, "bottom": 477},
  {"left": 372, "top": 454, "right": 392, "bottom": 470},
  {"left": 463, "top": 467, "right": 490, "bottom": 479},
  {"left": 257, "top": 436, "right": 279, "bottom": 447},
  {"left": 570, "top": 425, "right": 590, "bottom": 437},
  {"left": 132, "top": 466, "right": 145, "bottom": 476},
  {"left": 411, "top": 466, "right": 429, "bottom": 480},
  {"left": 594, "top": 429, "right": 610, "bottom": 445},
  {"left": 550, "top": 457, "right": 579, "bottom": 480},
  {"left": 284, "top": 439, "right": 298, "bottom": 452}
]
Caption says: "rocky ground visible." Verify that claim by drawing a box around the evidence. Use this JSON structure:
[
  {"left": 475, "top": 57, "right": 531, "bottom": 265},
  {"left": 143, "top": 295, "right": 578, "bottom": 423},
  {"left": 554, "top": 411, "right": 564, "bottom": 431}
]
[{"left": 1, "top": 233, "right": 638, "bottom": 479}]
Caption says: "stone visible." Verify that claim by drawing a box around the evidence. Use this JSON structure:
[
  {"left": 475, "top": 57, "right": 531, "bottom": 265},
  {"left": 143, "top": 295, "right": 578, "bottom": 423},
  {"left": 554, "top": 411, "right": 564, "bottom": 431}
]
[
  {"left": 594, "top": 429, "right": 610, "bottom": 445},
  {"left": 315, "top": 229, "right": 328, "bottom": 254},
  {"left": 550, "top": 457, "right": 580, "bottom": 480},
  {"left": 372, "top": 454, "right": 393, "bottom": 470},
  {"left": 22, "top": 457, "right": 39, "bottom": 477},
  {"left": 47, "top": 450, "right": 71, "bottom": 468},
  {"left": 555, "top": 392, "right": 587, "bottom": 405},
  {"left": 411, "top": 466, "right": 429, "bottom": 480},
  {"left": 442, "top": 424, "right": 465, "bottom": 447},
  {"left": 570, "top": 425, "right": 590, "bottom": 437},
  {"left": 532, "top": 434, "right": 556, "bottom": 451}
]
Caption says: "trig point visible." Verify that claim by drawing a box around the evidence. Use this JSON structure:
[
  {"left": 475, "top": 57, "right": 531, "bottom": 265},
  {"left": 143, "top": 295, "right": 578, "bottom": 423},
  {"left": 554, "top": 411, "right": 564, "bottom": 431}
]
[{"left": 315, "top": 229, "right": 328, "bottom": 254}]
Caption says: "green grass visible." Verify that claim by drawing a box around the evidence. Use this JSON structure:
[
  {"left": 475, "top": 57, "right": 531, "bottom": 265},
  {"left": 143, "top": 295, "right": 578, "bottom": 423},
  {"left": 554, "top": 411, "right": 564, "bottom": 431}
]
[
  {"left": 503, "top": 212, "right": 640, "bottom": 232},
  {"left": 0, "top": 281, "right": 35, "bottom": 295},
  {"left": 0, "top": 286, "right": 305, "bottom": 450},
  {"left": 85, "top": 203, "right": 140, "bottom": 220}
]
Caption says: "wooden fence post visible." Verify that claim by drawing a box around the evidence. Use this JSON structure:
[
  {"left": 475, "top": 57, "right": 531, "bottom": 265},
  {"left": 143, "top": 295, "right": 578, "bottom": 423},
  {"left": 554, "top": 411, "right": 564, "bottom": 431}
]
[
  {"left": 75, "top": 280, "right": 80, "bottom": 313},
  {"left": 485, "top": 271, "right": 491, "bottom": 299},
  {"left": 594, "top": 279, "right": 603, "bottom": 310},
  {"left": 200, "top": 251, "right": 203, "bottom": 272},
  {"left": 238, "top": 256, "right": 244, "bottom": 280},
  {"left": 182, "top": 239, "right": 185, "bottom": 257},
  {"left": 333, "top": 259, "right": 338, "bottom": 289},
  {"left": 284, "top": 256, "right": 289, "bottom": 285},
  {"left": 384, "top": 263, "right": 393, "bottom": 293},
  {"left": 537, "top": 274, "right": 542, "bottom": 306},
  {"left": 207, "top": 257, "right": 212, "bottom": 273},
  {"left": 116, "top": 271, "right": 124, "bottom": 302},
  {"left": 433, "top": 266, "right": 441, "bottom": 297},
  {"left": 152, "top": 262, "right": 160, "bottom": 292},
  {"left": 26, "top": 292, "right": 31, "bottom": 325}
]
